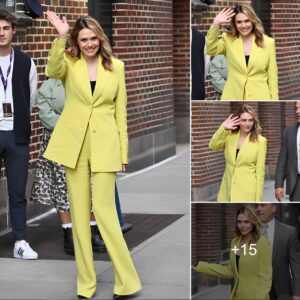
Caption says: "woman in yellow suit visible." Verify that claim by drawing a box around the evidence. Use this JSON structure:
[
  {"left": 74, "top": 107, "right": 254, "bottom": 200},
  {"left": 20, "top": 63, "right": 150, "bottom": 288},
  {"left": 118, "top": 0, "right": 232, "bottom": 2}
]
[
  {"left": 206, "top": 4, "right": 278, "bottom": 100},
  {"left": 209, "top": 104, "right": 267, "bottom": 202},
  {"left": 194, "top": 206, "right": 272, "bottom": 300},
  {"left": 44, "top": 12, "right": 142, "bottom": 299}
]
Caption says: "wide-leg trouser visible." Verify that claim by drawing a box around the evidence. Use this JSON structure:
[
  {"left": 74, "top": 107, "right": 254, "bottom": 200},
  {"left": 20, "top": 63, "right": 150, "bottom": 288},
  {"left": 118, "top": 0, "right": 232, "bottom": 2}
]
[{"left": 65, "top": 130, "right": 142, "bottom": 298}]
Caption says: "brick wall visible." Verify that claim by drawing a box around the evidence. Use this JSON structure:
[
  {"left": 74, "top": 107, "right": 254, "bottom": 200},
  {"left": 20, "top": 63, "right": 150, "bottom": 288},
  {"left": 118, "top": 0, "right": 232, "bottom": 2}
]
[
  {"left": 191, "top": 203, "right": 237, "bottom": 266},
  {"left": 193, "top": 0, "right": 300, "bottom": 100},
  {"left": 173, "top": 0, "right": 190, "bottom": 117},
  {"left": 112, "top": 0, "right": 174, "bottom": 140},
  {"left": 271, "top": 0, "right": 300, "bottom": 99},
  {"left": 191, "top": 101, "right": 297, "bottom": 192}
]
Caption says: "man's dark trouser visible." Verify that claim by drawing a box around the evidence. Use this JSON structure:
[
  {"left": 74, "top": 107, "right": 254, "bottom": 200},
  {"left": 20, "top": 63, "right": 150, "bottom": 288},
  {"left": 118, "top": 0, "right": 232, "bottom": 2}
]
[
  {"left": 0, "top": 130, "right": 29, "bottom": 241},
  {"left": 290, "top": 175, "right": 300, "bottom": 202}
]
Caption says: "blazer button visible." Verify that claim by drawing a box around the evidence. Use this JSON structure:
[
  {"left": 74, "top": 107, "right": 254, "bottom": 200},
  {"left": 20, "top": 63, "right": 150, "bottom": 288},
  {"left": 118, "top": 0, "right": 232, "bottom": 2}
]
[{"left": 92, "top": 130, "right": 96, "bottom": 133}]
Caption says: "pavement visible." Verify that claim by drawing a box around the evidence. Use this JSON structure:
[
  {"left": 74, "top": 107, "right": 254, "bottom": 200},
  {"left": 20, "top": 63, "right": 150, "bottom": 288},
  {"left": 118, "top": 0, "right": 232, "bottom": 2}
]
[
  {"left": 0, "top": 144, "right": 190, "bottom": 300},
  {"left": 263, "top": 180, "right": 291, "bottom": 202},
  {"left": 193, "top": 285, "right": 231, "bottom": 299}
]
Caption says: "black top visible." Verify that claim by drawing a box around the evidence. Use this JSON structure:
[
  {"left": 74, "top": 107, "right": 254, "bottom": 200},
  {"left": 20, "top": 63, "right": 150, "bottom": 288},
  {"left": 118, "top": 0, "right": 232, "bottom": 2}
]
[
  {"left": 236, "top": 255, "right": 240, "bottom": 272},
  {"left": 90, "top": 81, "right": 96, "bottom": 95},
  {"left": 245, "top": 55, "right": 250, "bottom": 66},
  {"left": 12, "top": 48, "right": 32, "bottom": 144},
  {"left": 236, "top": 149, "right": 240, "bottom": 159}
]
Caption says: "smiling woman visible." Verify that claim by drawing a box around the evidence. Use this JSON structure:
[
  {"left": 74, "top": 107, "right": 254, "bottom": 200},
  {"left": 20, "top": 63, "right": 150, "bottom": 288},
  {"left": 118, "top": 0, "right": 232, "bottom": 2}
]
[
  {"left": 194, "top": 205, "right": 272, "bottom": 300},
  {"left": 208, "top": 104, "right": 267, "bottom": 202},
  {"left": 206, "top": 3, "right": 278, "bottom": 100},
  {"left": 44, "top": 11, "right": 142, "bottom": 299}
]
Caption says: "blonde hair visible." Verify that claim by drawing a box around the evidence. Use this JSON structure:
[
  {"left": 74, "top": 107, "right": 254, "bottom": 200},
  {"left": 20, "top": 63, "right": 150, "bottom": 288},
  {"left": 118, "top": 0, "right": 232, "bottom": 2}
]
[
  {"left": 230, "top": 3, "right": 265, "bottom": 48},
  {"left": 66, "top": 16, "right": 113, "bottom": 71},
  {"left": 232, "top": 104, "right": 262, "bottom": 143}
]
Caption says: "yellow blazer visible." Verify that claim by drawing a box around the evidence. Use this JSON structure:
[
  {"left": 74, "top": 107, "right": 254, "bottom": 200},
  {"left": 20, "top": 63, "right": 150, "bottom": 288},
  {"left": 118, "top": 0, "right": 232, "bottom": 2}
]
[
  {"left": 209, "top": 126, "right": 267, "bottom": 202},
  {"left": 44, "top": 38, "right": 127, "bottom": 172},
  {"left": 206, "top": 26, "right": 278, "bottom": 100},
  {"left": 196, "top": 236, "right": 272, "bottom": 300}
]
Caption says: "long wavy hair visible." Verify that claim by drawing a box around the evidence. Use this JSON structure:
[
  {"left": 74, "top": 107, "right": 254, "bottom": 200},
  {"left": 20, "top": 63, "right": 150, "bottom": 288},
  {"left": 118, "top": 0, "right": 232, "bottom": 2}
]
[
  {"left": 66, "top": 16, "right": 113, "bottom": 71},
  {"left": 229, "top": 3, "right": 265, "bottom": 48},
  {"left": 235, "top": 206, "right": 262, "bottom": 244},
  {"left": 232, "top": 104, "right": 262, "bottom": 142}
]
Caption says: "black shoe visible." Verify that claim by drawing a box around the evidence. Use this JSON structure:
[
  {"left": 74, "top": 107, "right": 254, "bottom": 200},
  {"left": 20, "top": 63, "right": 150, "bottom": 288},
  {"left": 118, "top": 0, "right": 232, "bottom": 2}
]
[
  {"left": 77, "top": 295, "right": 88, "bottom": 299},
  {"left": 91, "top": 225, "right": 106, "bottom": 253},
  {"left": 63, "top": 228, "right": 74, "bottom": 255},
  {"left": 113, "top": 294, "right": 136, "bottom": 300},
  {"left": 121, "top": 223, "right": 133, "bottom": 234}
]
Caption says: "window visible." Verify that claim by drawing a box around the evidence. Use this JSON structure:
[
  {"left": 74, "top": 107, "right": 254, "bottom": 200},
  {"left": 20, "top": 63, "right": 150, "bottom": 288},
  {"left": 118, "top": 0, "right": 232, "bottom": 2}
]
[{"left": 0, "top": 0, "right": 16, "bottom": 12}]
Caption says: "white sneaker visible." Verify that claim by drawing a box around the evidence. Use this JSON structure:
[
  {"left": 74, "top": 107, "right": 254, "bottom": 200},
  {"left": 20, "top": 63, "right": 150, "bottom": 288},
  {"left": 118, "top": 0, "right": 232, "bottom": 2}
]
[{"left": 13, "top": 240, "right": 38, "bottom": 260}]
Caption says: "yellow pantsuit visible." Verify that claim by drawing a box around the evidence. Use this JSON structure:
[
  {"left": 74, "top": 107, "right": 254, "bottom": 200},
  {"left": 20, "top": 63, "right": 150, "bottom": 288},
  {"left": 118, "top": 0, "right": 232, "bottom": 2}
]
[
  {"left": 206, "top": 26, "right": 278, "bottom": 100},
  {"left": 44, "top": 38, "right": 142, "bottom": 297},
  {"left": 65, "top": 128, "right": 141, "bottom": 297},
  {"left": 196, "top": 236, "right": 272, "bottom": 300},
  {"left": 209, "top": 126, "right": 267, "bottom": 202}
]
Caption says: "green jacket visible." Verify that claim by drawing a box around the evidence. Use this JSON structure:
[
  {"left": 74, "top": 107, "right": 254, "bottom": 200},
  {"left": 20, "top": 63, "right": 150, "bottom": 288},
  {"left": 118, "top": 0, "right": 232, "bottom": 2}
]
[
  {"left": 36, "top": 78, "right": 65, "bottom": 131},
  {"left": 196, "top": 236, "right": 272, "bottom": 299}
]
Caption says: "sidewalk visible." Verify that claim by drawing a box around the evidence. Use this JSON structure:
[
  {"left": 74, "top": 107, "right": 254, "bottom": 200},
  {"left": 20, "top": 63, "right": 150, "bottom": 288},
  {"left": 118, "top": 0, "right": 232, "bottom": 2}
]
[
  {"left": 263, "top": 179, "right": 290, "bottom": 202},
  {"left": 0, "top": 144, "right": 190, "bottom": 300}
]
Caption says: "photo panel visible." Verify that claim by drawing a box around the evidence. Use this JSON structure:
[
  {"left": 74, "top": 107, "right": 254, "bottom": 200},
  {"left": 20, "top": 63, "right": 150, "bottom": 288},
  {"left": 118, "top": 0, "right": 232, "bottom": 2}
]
[
  {"left": 191, "top": 0, "right": 300, "bottom": 101},
  {"left": 191, "top": 203, "right": 300, "bottom": 299},
  {"left": 191, "top": 101, "right": 299, "bottom": 202}
]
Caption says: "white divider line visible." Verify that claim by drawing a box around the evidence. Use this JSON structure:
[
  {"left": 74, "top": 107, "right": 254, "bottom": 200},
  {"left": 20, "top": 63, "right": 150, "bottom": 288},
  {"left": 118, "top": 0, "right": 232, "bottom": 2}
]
[{"left": 118, "top": 147, "right": 189, "bottom": 181}]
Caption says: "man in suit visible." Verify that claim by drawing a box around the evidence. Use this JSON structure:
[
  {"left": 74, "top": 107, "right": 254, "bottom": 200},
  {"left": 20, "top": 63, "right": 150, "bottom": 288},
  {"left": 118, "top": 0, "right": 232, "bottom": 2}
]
[
  {"left": 0, "top": 10, "right": 38, "bottom": 258},
  {"left": 275, "top": 101, "right": 300, "bottom": 201},
  {"left": 255, "top": 204, "right": 300, "bottom": 300},
  {"left": 191, "top": 27, "right": 206, "bottom": 100}
]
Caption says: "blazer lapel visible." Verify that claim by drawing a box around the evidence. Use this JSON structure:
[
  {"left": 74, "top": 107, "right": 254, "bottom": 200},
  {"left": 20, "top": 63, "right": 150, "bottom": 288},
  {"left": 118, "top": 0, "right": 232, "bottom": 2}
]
[
  {"left": 232, "top": 237, "right": 240, "bottom": 275},
  {"left": 272, "top": 220, "right": 279, "bottom": 265},
  {"left": 92, "top": 56, "right": 110, "bottom": 103},
  {"left": 235, "top": 131, "right": 250, "bottom": 165},
  {"left": 247, "top": 35, "right": 257, "bottom": 73},
  {"left": 234, "top": 36, "right": 247, "bottom": 74},
  {"left": 75, "top": 55, "right": 93, "bottom": 103},
  {"left": 229, "top": 131, "right": 240, "bottom": 164},
  {"left": 290, "top": 124, "right": 298, "bottom": 163}
]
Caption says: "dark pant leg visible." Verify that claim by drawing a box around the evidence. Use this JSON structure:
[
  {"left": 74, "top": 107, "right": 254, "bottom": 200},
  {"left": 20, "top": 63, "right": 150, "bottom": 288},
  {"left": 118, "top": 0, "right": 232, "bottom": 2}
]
[
  {"left": 2, "top": 131, "right": 29, "bottom": 241},
  {"left": 290, "top": 175, "right": 300, "bottom": 202},
  {"left": 115, "top": 183, "right": 124, "bottom": 226}
]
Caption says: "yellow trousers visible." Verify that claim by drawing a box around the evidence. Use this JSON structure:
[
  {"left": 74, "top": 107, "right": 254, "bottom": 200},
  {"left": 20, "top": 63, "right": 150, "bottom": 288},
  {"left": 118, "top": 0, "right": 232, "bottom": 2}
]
[{"left": 65, "top": 129, "right": 142, "bottom": 298}]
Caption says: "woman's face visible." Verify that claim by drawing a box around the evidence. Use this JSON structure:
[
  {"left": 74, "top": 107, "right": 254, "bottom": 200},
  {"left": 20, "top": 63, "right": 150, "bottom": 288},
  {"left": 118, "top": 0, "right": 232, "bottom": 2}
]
[
  {"left": 77, "top": 28, "right": 100, "bottom": 59},
  {"left": 239, "top": 112, "right": 254, "bottom": 134},
  {"left": 235, "top": 12, "right": 254, "bottom": 38},
  {"left": 237, "top": 213, "right": 254, "bottom": 237}
]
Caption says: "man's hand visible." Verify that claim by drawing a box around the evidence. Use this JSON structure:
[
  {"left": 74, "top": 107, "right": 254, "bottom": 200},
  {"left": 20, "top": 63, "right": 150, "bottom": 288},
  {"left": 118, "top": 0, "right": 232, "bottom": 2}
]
[{"left": 275, "top": 187, "right": 284, "bottom": 201}]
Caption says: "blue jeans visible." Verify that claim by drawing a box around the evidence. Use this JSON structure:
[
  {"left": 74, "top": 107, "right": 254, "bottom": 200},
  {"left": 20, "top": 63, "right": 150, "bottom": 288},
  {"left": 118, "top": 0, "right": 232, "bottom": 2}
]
[{"left": 0, "top": 131, "right": 29, "bottom": 241}]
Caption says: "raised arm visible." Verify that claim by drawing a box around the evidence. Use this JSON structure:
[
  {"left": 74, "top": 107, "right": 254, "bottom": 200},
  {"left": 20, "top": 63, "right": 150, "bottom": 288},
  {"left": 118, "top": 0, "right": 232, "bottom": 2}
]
[
  {"left": 209, "top": 114, "right": 239, "bottom": 150},
  {"left": 45, "top": 11, "right": 70, "bottom": 79},
  {"left": 206, "top": 8, "right": 235, "bottom": 55}
]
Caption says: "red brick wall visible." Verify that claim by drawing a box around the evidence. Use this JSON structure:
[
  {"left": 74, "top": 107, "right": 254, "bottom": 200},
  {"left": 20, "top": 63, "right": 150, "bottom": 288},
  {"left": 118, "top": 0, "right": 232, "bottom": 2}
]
[
  {"left": 112, "top": 0, "right": 175, "bottom": 140},
  {"left": 193, "top": 0, "right": 300, "bottom": 100},
  {"left": 173, "top": 0, "right": 190, "bottom": 116},
  {"left": 192, "top": 203, "right": 237, "bottom": 266},
  {"left": 191, "top": 101, "right": 297, "bottom": 190},
  {"left": 271, "top": 0, "right": 300, "bottom": 99}
]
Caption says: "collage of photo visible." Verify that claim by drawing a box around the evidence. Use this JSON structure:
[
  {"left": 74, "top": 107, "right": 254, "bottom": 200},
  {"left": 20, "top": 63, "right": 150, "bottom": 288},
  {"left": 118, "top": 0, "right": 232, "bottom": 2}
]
[{"left": 0, "top": 0, "right": 299, "bottom": 299}]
